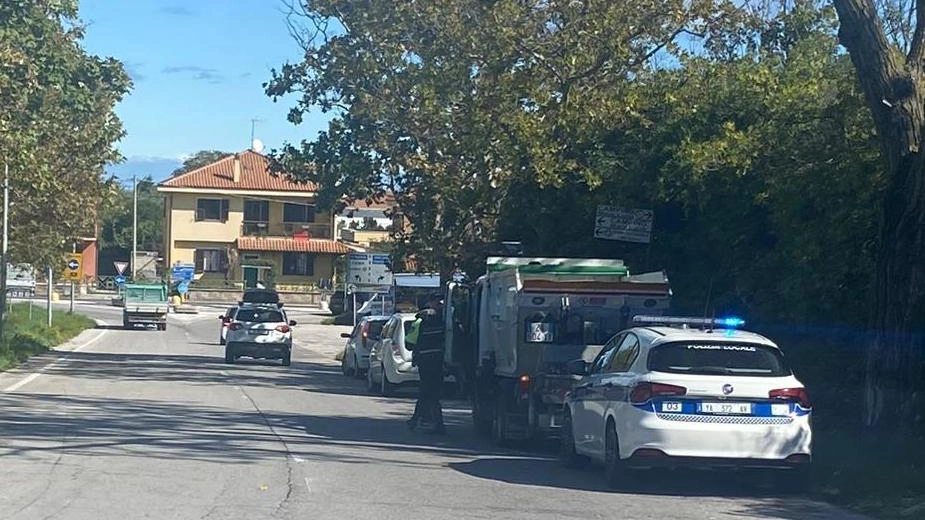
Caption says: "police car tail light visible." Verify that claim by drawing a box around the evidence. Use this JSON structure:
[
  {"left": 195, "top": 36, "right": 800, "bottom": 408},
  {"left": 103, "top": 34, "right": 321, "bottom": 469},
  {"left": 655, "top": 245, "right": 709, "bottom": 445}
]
[
  {"left": 769, "top": 387, "right": 811, "bottom": 409},
  {"left": 630, "top": 382, "right": 687, "bottom": 404},
  {"left": 275, "top": 324, "right": 291, "bottom": 333}
]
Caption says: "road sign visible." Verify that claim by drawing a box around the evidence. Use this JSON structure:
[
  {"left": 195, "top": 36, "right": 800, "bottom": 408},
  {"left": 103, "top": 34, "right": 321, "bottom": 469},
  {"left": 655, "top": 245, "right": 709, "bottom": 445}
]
[
  {"left": 114, "top": 275, "right": 126, "bottom": 286},
  {"left": 171, "top": 263, "right": 195, "bottom": 282},
  {"left": 593, "top": 206, "right": 654, "bottom": 244},
  {"left": 114, "top": 261, "right": 129, "bottom": 275},
  {"left": 346, "top": 283, "right": 357, "bottom": 295},
  {"left": 347, "top": 253, "right": 393, "bottom": 287},
  {"left": 177, "top": 280, "right": 190, "bottom": 294},
  {"left": 63, "top": 253, "right": 83, "bottom": 282}
]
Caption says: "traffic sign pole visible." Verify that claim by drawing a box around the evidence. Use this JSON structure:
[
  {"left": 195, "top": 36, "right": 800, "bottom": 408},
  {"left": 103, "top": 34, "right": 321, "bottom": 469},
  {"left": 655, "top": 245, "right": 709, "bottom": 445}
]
[{"left": 47, "top": 266, "right": 52, "bottom": 327}]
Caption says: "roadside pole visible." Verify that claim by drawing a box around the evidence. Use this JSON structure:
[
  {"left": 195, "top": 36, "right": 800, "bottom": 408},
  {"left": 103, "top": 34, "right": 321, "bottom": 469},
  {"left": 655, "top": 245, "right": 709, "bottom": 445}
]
[
  {"left": 70, "top": 244, "right": 75, "bottom": 313},
  {"left": 352, "top": 292, "right": 357, "bottom": 327},
  {"left": 46, "top": 266, "right": 52, "bottom": 327},
  {"left": 132, "top": 175, "right": 137, "bottom": 280},
  {"left": 0, "top": 163, "right": 9, "bottom": 342}
]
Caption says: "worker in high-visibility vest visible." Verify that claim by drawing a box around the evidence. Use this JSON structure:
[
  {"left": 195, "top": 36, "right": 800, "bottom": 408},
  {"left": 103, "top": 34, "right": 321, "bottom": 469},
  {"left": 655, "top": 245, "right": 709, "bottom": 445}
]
[{"left": 405, "top": 293, "right": 446, "bottom": 434}]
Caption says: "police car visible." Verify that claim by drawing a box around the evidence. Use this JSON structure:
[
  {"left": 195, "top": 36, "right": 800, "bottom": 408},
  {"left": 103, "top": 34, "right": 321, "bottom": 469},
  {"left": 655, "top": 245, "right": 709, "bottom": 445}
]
[
  {"left": 224, "top": 303, "right": 297, "bottom": 367},
  {"left": 560, "top": 316, "right": 811, "bottom": 490}
]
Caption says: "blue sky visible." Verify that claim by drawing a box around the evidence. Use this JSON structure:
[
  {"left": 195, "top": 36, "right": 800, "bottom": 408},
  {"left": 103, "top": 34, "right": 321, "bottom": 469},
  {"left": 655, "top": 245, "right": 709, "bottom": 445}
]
[{"left": 78, "top": 0, "right": 332, "bottom": 179}]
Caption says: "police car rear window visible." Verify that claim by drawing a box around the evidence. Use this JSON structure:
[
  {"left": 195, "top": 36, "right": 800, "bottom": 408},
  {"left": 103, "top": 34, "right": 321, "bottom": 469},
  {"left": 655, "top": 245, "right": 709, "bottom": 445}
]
[{"left": 647, "top": 342, "right": 790, "bottom": 377}]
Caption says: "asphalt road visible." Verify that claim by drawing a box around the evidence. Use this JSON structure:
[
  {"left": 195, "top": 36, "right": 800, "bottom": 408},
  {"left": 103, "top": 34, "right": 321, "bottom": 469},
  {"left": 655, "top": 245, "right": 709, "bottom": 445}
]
[{"left": 0, "top": 303, "right": 869, "bottom": 520}]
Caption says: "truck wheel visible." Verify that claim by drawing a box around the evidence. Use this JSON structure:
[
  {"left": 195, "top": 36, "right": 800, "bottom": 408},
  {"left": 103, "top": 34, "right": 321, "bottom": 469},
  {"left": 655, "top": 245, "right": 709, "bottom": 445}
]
[
  {"left": 282, "top": 350, "right": 292, "bottom": 367},
  {"left": 159, "top": 323, "right": 167, "bottom": 331},
  {"left": 494, "top": 399, "right": 512, "bottom": 447},
  {"left": 472, "top": 396, "right": 493, "bottom": 437},
  {"left": 224, "top": 347, "right": 235, "bottom": 364}
]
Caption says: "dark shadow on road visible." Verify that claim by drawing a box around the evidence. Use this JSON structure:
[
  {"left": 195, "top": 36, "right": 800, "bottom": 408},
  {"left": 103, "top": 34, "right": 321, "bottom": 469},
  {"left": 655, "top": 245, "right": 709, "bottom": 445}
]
[
  {"left": 94, "top": 324, "right": 129, "bottom": 331},
  {"left": 0, "top": 348, "right": 866, "bottom": 520}
]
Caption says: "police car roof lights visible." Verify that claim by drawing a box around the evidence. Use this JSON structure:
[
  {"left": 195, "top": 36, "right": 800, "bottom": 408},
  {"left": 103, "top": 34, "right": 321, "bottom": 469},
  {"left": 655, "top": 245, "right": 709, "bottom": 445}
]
[{"left": 632, "top": 315, "right": 746, "bottom": 329}]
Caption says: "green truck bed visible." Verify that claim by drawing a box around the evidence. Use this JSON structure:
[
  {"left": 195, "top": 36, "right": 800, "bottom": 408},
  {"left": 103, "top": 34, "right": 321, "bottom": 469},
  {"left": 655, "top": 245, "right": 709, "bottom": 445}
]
[{"left": 122, "top": 283, "right": 169, "bottom": 330}]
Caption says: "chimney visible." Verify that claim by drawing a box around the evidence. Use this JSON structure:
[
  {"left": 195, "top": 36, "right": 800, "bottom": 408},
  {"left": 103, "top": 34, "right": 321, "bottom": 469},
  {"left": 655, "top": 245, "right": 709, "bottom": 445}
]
[{"left": 232, "top": 154, "right": 241, "bottom": 183}]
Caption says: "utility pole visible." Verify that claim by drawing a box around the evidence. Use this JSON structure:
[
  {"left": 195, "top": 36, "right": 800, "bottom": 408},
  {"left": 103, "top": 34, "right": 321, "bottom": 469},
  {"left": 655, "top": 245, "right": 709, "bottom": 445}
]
[
  {"left": 132, "top": 174, "right": 138, "bottom": 280},
  {"left": 46, "top": 266, "right": 52, "bottom": 327},
  {"left": 70, "top": 242, "right": 75, "bottom": 313},
  {"left": 0, "top": 163, "right": 9, "bottom": 341},
  {"left": 250, "top": 118, "right": 264, "bottom": 148}
]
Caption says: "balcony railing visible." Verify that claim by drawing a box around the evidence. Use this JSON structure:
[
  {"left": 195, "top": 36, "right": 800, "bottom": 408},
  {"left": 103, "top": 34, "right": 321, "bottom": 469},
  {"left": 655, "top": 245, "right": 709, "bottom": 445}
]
[{"left": 241, "top": 221, "right": 333, "bottom": 239}]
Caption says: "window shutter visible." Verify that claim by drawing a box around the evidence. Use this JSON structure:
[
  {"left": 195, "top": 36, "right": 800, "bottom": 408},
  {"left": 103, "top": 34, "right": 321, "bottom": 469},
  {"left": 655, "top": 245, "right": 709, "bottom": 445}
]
[{"left": 220, "top": 199, "right": 230, "bottom": 221}]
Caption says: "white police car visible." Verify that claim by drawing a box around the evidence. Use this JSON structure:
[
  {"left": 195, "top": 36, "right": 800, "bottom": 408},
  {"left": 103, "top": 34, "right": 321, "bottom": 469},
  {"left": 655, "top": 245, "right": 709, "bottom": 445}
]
[
  {"left": 224, "top": 304, "right": 296, "bottom": 366},
  {"left": 561, "top": 316, "right": 811, "bottom": 490}
]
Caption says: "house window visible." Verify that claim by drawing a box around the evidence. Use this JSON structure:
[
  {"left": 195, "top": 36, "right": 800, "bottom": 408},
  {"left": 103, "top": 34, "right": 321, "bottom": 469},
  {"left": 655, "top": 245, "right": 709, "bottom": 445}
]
[
  {"left": 194, "top": 249, "right": 227, "bottom": 273},
  {"left": 196, "top": 199, "right": 229, "bottom": 222},
  {"left": 244, "top": 200, "right": 269, "bottom": 222},
  {"left": 283, "top": 203, "right": 315, "bottom": 223},
  {"left": 282, "top": 253, "right": 315, "bottom": 276}
]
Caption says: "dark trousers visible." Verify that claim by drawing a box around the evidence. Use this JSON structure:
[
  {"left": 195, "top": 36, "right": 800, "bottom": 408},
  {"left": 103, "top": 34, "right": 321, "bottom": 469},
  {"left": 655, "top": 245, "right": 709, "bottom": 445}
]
[{"left": 410, "top": 353, "right": 444, "bottom": 430}]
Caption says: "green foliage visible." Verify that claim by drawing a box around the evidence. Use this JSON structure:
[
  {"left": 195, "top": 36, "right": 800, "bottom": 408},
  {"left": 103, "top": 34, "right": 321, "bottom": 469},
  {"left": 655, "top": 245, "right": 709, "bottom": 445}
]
[
  {"left": 0, "top": 1, "right": 131, "bottom": 268},
  {"left": 98, "top": 176, "right": 164, "bottom": 252},
  {"left": 171, "top": 150, "right": 232, "bottom": 177},
  {"left": 0, "top": 303, "right": 95, "bottom": 372}
]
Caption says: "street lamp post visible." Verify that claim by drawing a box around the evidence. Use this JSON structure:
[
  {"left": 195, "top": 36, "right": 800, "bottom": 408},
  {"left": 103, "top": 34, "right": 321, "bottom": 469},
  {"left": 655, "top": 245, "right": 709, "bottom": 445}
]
[
  {"left": 132, "top": 174, "right": 137, "bottom": 280},
  {"left": 0, "top": 163, "right": 9, "bottom": 341}
]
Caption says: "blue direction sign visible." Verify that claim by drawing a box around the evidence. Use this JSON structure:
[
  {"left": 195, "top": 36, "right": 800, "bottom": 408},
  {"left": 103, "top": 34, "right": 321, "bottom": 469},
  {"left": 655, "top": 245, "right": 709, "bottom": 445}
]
[
  {"left": 67, "top": 259, "right": 80, "bottom": 271},
  {"left": 171, "top": 263, "right": 195, "bottom": 282},
  {"left": 177, "top": 280, "right": 190, "bottom": 294},
  {"left": 114, "top": 275, "right": 126, "bottom": 286}
]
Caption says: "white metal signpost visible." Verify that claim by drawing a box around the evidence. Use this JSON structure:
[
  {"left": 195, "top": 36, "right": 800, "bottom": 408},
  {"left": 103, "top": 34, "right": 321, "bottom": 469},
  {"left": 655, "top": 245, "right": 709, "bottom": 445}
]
[
  {"left": 346, "top": 254, "right": 393, "bottom": 326},
  {"left": 594, "top": 206, "right": 654, "bottom": 244}
]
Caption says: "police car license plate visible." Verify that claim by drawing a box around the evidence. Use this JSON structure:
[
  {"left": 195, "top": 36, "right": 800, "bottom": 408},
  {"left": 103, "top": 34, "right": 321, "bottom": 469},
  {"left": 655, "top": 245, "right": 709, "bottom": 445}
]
[{"left": 701, "top": 402, "right": 752, "bottom": 415}]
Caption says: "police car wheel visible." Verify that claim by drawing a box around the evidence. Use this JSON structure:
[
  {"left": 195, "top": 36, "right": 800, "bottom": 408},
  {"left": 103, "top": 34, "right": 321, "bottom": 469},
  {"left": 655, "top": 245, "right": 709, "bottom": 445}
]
[
  {"left": 604, "top": 422, "right": 625, "bottom": 489},
  {"left": 560, "top": 410, "right": 587, "bottom": 468}
]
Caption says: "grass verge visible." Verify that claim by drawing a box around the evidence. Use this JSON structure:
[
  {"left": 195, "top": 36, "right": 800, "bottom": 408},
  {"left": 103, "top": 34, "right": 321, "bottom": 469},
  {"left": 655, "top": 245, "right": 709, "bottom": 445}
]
[{"left": 0, "top": 302, "right": 95, "bottom": 372}]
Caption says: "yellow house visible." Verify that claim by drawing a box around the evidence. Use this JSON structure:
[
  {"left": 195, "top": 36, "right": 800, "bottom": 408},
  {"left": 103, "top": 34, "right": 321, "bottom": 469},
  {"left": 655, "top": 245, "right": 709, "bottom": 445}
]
[{"left": 157, "top": 150, "right": 349, "bottom": 290}]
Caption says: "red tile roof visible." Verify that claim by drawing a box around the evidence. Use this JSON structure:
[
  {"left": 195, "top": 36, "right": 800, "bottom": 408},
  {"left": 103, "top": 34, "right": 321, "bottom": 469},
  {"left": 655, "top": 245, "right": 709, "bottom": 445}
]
[
  {"left": 160, "top": 150, "right": 317, "bottom": 192},
  {"left": 236, "top": 237, "right": 350, "bottom": 254}
]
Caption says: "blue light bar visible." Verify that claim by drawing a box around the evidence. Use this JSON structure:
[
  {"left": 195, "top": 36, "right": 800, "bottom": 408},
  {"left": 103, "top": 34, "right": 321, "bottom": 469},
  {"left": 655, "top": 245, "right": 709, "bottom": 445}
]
[{"left": 633, "top": 315, "right": 746, "bottom": 328}]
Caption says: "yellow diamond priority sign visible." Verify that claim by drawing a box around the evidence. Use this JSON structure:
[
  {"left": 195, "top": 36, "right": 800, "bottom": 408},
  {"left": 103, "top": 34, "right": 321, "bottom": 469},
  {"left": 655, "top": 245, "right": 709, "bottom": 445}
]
[{"left": 64, "top": 253, "right": 83, "bottom": 282}]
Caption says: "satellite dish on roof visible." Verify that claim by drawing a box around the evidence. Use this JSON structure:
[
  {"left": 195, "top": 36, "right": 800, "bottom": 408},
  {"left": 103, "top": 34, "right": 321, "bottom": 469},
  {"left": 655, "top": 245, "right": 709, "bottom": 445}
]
[{"left": 251, "top": 138, "right": 265, "bottom": 153}]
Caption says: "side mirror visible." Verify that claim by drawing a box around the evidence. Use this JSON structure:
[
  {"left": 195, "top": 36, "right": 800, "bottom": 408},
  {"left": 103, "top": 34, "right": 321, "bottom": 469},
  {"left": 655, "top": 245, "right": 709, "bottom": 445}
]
[
  {"left": 340, "top": 332, "right": 351, "bottom": 338},
  {"left": 566, "top": 359, "right": 589, "bottom": 376},
  {"left": 218, "top": 315, "right": 225, "bottom": 320},
  {"left": 289, "top": 320, "right": 297, "bottom": 326}
]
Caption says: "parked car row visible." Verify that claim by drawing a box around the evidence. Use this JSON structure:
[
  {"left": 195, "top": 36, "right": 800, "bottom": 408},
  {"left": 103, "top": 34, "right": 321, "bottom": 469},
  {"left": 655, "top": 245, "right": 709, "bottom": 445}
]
[{"left": 341, "top": 313, "right": 456, "bottom": 397}]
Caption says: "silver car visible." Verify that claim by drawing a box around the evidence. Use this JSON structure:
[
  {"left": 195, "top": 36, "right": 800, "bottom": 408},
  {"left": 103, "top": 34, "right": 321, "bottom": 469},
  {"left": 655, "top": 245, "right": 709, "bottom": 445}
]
[{"left": 340, "top": 315, "right": 390, "bottom": 377}]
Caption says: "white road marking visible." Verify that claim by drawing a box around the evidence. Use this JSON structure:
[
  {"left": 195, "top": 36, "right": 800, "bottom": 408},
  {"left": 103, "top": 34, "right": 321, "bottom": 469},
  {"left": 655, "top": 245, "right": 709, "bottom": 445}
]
[
  {"left": 304, "top": 477, "right": 312, "bottom": 493},
  {"left": 2, "top": 325, "right": 110, "bottom": 393}
]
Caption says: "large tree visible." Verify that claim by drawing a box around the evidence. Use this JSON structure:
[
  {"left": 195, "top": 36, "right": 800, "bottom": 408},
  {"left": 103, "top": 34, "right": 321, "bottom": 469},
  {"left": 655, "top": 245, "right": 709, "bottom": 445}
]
[
  {"left": 267, "top": 0, "right": 734, "bottom": 275},
  {"left": 0, "top": 0, "right": 130, "bottom": 269},
  {"left": 832, "top": 0, "right": 925, "bottom": 430},
  {"left": 98, "top": 176, "right": 163, "bottom": 252}
]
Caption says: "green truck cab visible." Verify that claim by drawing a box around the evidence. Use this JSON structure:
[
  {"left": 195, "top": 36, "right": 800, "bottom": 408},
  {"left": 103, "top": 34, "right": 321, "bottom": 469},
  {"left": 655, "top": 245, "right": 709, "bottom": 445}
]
[{"left": 122, "top": 282, "right": 170, "bottom": 331}]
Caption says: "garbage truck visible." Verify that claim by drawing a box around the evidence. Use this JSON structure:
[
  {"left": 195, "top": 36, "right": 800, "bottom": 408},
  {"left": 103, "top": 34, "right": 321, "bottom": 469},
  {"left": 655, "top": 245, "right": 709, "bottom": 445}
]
[
  {"left": 443, "top": 257, "right": 671, "bottom": 446},
  {"left": 122, "top": 282, "right": 170, "bottom": 330}
]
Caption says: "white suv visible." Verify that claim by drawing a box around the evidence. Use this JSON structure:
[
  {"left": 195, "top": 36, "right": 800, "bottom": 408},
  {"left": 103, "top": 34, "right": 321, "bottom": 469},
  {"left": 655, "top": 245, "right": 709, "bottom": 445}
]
[
  {"left": 561, "top": 316, "right": 812, "bottom": 491},
  {"left": 224, "top": 304, "right": 296, "bottom": 366}
]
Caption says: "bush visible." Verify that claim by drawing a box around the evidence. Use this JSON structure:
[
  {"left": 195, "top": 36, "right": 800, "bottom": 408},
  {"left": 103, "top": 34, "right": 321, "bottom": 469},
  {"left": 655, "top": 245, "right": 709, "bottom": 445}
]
[{"left": 0, "top": 303, "right": 95, "bottom": 371}]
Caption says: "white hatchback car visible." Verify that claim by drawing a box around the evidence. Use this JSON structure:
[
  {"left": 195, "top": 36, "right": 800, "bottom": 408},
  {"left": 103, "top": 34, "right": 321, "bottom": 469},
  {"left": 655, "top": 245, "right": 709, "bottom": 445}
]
[
  {"left": 561, "top": 316, "right": 812, "bottom": 491},
  {"left": 340, "top": 315, "right": 390, "bottom": 377},
  {"left": 224, "top": 304, "right": 296, "bottom": 366},
  {"left": 367, "top": 313, "right": 419, "bottom": 396}
]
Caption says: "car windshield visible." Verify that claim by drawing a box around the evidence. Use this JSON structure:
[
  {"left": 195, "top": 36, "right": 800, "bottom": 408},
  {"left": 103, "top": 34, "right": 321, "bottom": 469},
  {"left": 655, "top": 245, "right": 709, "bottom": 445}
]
[
  {"left": 235, "top": 309, "right": 284, "bottom": 323},
  {"left": 647, "top": 342, "right": 791, "bottom": 377}
]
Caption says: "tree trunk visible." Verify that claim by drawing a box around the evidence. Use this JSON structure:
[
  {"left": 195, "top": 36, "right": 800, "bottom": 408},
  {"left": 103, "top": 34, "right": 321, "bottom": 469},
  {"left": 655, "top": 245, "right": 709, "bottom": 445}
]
[{"left": 833, "top": 0, "right": 925, "bottom": 430}]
